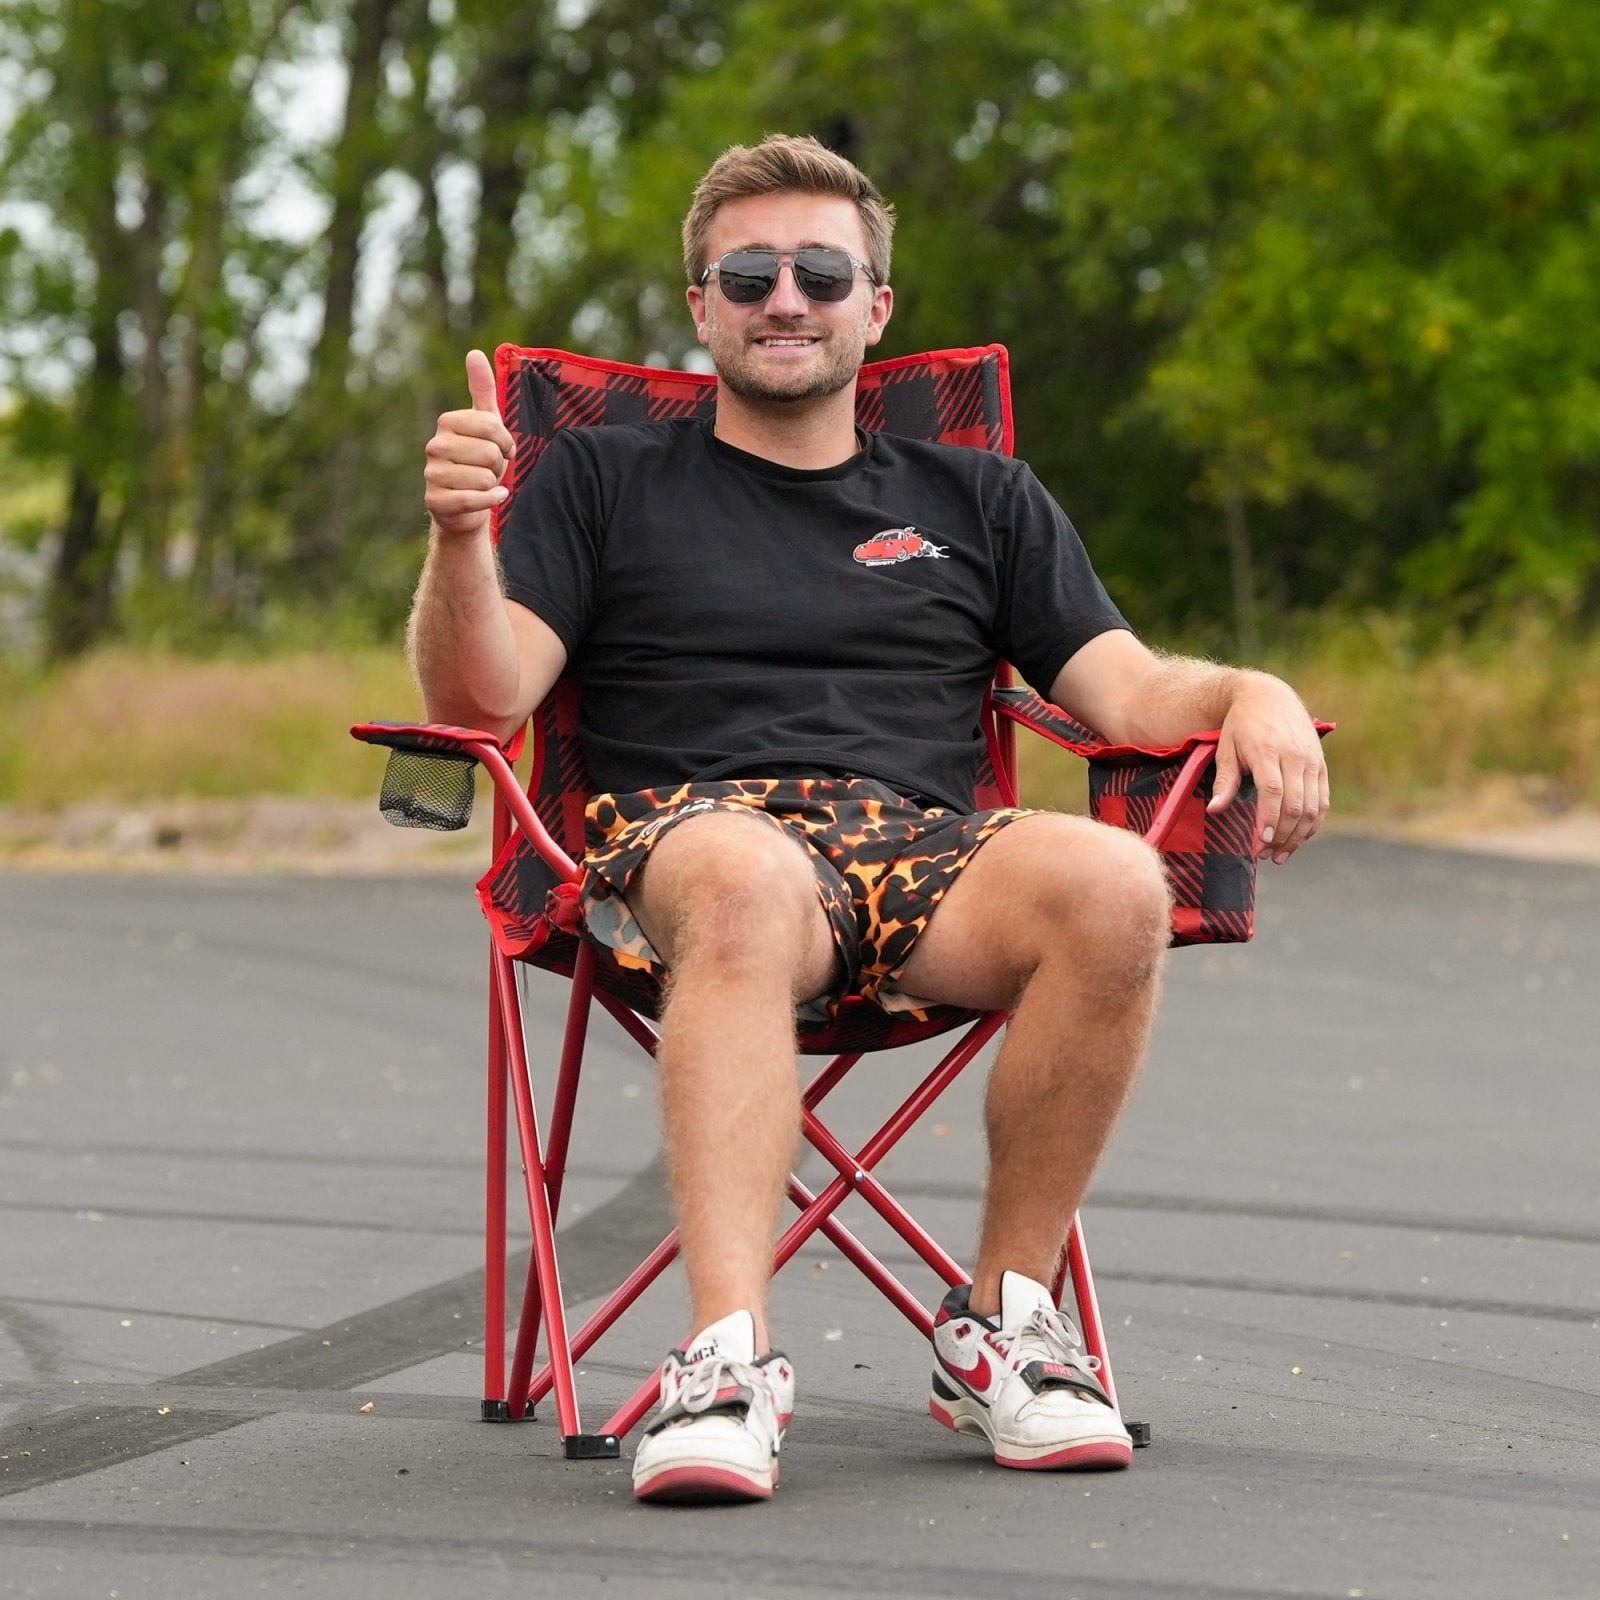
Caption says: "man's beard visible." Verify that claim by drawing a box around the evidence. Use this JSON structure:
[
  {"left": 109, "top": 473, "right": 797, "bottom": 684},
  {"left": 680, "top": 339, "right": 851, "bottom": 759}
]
[{"left": 707, "top": 318, "right": 864, "bottom": 403}]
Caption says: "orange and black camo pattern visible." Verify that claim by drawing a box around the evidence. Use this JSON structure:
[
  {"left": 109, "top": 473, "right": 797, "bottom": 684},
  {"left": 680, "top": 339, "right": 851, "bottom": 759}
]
[{"left": 580, "top": 777, "right": 1028, "bottom": 1022}]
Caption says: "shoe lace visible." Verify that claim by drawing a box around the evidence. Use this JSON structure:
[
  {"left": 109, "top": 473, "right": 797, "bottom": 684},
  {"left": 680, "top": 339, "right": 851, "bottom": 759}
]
[
  {"left": 1004, "top": 1304, "right": 1103, "bottom": 1379},
  {"left": 674, "top": 1354, "right": 763, "bottom": 1415}
]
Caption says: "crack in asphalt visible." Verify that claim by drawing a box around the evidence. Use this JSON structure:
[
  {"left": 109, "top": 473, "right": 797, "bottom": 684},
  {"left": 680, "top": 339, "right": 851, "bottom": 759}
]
[
  {"left": 7, "top": 1143, "right": 1599, "bottom": 1504},
  {"left": 0, "top": 1297, "right": 308, "bottom": 1333},
  {"left": 0, "top": 1162, "right": 672, "bottom": 1501},
  {"left": 1101, "top": 1269, "right": 1600, "bottom": 1324}
]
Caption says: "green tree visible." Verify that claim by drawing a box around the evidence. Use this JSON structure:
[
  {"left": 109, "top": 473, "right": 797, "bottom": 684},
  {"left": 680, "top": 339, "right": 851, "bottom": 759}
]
[
  {"left": 1056, "top": 0, "right": 1600, "bottom": 631},
  {"left": 0, "top": 0, "right": 324, "bottom": 656},
  {"left": 4, "top": 0, "right": 1595, "bottom": 659},
  {"left": 586, "top": 0, "right": 1600, "bottom": 640}
]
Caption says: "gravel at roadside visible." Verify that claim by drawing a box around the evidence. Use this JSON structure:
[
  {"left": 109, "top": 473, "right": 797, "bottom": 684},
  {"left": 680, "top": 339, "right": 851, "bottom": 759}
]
[{"left": 4, "top": 796, "right": 1599, "bottom": 873}]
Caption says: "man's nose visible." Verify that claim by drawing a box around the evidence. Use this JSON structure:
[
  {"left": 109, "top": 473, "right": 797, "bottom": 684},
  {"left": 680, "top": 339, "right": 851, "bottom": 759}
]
[{"left": 765, "top": 261, "right": 811, "bottom": 316}]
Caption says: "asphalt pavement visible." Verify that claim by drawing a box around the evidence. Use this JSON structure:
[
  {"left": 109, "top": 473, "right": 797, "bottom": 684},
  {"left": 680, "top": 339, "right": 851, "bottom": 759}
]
[{"left": 1, "top": 836, "right": 1597, "bottom": 1599}]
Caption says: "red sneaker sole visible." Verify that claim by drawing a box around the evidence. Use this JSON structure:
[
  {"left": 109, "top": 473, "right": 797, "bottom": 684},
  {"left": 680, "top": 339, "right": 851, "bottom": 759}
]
[
  {"left": 634, "top": 1464, "right": 775, "bottom": 1504},
  {"left": 995, "top": 1439, "right": 1132, "bottom": 1471},
  {"left": 931, "top": 1395, "right": 1132, "bottom": 1472}
]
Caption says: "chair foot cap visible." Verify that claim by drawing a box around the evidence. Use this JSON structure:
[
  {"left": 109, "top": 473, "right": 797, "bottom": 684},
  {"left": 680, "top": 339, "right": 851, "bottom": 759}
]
[
  {"left": 1128, "top": 1420, "right": 1152, "bottom": 1448},
  {"left": 564, "top": 1433, "right": 621, "bottom": 1460},
  {"left": 481, "top": 1400, "right": 516, "bottom": 1423}
]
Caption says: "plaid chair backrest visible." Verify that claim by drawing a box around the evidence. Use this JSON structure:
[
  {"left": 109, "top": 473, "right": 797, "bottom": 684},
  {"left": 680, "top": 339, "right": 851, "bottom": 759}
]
[
  {"left": 491, "top": 344, "right": 1016, "bottom": 864},
  {"left": 477, "top": 345, "right": 1016, "bottom": 1052},
  {"left": 498, "top": 345, "right": 1011, "bottom": 494},
  {"left": 476, "top": 343, "right": 1278, "bottom": 988}
]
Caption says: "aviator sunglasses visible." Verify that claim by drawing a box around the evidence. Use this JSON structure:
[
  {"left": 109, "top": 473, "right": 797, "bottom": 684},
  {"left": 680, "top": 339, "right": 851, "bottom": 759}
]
[{"left": 701, "top": 247, "right": 877, "bottom": 305}]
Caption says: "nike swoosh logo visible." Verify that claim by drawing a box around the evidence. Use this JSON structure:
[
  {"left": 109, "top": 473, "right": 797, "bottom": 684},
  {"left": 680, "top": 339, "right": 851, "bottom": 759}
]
[{"left": 943, "top": 1350, "right": 995, "bottom": 1390}]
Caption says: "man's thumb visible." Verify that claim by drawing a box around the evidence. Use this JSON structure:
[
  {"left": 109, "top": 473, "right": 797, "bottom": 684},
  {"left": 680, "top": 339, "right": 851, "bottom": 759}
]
[{"left": 465, "top": 348, "right": 499, "bottom": 414}]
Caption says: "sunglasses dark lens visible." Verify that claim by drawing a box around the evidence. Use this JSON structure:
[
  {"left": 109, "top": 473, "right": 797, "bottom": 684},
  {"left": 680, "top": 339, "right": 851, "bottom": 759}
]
[
  {"left": 715, "top": 254, "right": 779, "bottom": 303},
  {"left": 792, "top": 250, "right": 856, "bottom": 302}
]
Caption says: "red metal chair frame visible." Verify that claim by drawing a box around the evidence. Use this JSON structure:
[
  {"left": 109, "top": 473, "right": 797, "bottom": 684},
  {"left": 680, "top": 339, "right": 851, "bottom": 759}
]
[{"left": 353, "top": 344, "right": 1277, "bottom": 1459}]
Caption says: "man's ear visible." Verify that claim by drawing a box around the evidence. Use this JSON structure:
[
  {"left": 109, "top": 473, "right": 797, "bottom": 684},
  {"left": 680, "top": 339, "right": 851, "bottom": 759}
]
[
  {"left": 687, "top": 284, "right": 711, "bottom": 347},
  {"left": 863, "top": 283, "right": 894, "bottom": 347}
]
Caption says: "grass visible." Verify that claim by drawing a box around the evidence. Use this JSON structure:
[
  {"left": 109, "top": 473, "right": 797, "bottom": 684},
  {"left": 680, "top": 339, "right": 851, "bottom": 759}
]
[
  {"left": 1014, "top": 610, "right": 1600, "bottom": 827},
  {"left": 1, "top": 614, "right": 1596, "bottom": 834},
  {"left": 1262, "top": 611, "right": 1600, "bottom": 821},
  {"left": 0, "top": 648, "right": 423, "bottom": 808}
]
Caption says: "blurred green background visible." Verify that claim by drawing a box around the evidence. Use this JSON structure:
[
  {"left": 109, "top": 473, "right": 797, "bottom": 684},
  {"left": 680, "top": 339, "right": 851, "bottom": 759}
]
[{"left": 1, "top": 0, "right": 1596, "bottom": 829}]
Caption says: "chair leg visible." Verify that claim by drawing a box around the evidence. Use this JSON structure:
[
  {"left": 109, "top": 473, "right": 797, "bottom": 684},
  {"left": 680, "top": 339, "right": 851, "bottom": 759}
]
[
  {"left": 544, "top": 1007, "right": 1140, "bottom": 1458},
  {"left": 482, "top": 953, "right": 512, "bottom": 1422},
  {"left": 796, "top": 1106, "right": 968, "bottom": 1282},
  {"left": 770, "top": 1017, "right": 1003, "bottom": 1290},
  {"left": 492, "top": 948, "right": 586, "bottom": 1441},
  {"left": 1056, "top": 1214, "right": 1113, "bottom": 1404},
  {"left": 786, "top": 1175, "right": 934, "bottom": 1335},
  {"left": 503, "top": 944, "right": 597, "bottom": 1418},
  {"left": 504, "top": 1252, "right": 545, "bottom": 1423},
  {"left": 1056, "top": 1212, "right": 1149, "bottom": 1445}
]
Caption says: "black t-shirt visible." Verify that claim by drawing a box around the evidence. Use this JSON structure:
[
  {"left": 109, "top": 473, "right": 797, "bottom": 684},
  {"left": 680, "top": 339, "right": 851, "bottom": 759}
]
[{"left": 499, "top": 418, "right": 1128, "bottom": 811}]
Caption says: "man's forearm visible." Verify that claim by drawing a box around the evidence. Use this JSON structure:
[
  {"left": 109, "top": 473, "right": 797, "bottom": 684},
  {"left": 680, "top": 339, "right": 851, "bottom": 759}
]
[
  {"left": 1120, "top": 651, "right": 1260, "bottom": 746},
  {"left": 406, "top": 523, "right": 526, "bottom": 739}
]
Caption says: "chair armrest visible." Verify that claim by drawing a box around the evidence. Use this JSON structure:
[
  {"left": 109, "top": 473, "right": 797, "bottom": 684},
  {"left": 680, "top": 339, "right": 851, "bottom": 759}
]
[
  {"left": 350, "top": 717, "right": 576, "bottom": 881},
  {"left": 350, "top": 719, "right": 520, "bottom": 759},
  {"left": 990, "top": 685, "right": 1333, "bottom": 945},
  {"left": 989, "top": 685, "right": 1221, "bottom": 764},
  {"left": 989, "top": 685, "right": 1222, "bottom": 848}
]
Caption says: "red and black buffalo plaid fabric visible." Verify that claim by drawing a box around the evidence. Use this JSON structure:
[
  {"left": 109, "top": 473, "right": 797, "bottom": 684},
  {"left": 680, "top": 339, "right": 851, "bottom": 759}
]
[{"left": 494, "top": 345, "right": 1012, "bottom": 503}]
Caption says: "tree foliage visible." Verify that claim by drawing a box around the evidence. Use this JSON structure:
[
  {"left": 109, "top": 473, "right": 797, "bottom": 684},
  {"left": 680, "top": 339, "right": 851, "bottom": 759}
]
[{"left": 1, "top": 0, "right": 1596, "bottom": 659}]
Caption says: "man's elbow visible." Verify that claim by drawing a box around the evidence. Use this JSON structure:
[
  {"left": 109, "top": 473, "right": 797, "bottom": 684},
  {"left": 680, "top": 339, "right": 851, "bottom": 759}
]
[
  {"left": 409, "top": 651, "right": 525, "bottom": 744},
  {"left": 419, "top": 683, "right": 527, "bottom": 744}
]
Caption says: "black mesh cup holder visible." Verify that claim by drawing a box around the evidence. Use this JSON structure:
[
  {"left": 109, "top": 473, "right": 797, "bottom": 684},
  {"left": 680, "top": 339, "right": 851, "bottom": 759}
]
[{"left": 378, "top": 749, "right": 478, "bottom": 831}]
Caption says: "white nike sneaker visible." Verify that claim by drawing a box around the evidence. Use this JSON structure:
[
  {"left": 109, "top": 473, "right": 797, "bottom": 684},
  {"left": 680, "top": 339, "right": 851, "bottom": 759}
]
[
  {"left": 930, "top": 1270, "right": 1132, "bottom": 1470},
  {"left": 632, "top": 1309, "right": 795, "bottom": 1503}
]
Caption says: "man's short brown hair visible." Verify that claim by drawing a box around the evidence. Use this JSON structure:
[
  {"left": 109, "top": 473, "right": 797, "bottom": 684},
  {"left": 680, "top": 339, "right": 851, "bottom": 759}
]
[{"left": 682, "top": 133, "right": 895, "bottom": 286}]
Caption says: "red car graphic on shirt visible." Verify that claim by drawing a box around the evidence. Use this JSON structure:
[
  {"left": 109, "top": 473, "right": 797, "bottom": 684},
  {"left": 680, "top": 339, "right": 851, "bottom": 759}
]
[{"left": 851, "top": 528, "right": 950, "bottom": 566}]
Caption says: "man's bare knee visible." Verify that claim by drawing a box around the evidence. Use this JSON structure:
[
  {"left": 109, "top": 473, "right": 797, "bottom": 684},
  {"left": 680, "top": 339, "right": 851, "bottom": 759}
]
[
  {"left": 631, "top": 812, "right": 819, "bottom": 971},
  {"left": 980, "top": 816, "right": 1167, "bottom": 978},
  {"left": 1029, "top": 822, "right": 1170, "bottom": 984},
  {"left": 1083, "top": 826, "right": 1170, "bottom": 932}
]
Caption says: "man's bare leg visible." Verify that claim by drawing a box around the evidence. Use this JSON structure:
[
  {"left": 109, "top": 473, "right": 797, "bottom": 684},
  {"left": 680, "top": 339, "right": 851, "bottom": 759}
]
[
  {"left": 628, "top": 812, "right": 838, "bottom": 1350},
  {"left": 894, "top": 813, "right": 1170, "bottom": 1316}
]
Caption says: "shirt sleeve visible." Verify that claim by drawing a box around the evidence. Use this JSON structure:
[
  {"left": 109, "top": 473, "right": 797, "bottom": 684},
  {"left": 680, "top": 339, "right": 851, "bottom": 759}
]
[
  {"left": 496, "top": 429, "right": 603, "bottom": 656},
  {"left": 992, "top": 460, "right": 1131, "bottom": 696}
]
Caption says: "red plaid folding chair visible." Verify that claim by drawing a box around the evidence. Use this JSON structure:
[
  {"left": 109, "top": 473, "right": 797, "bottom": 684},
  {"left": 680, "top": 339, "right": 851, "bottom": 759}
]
[{"left": 353, "top": 343, "right": 1297, "bottom": 1460}]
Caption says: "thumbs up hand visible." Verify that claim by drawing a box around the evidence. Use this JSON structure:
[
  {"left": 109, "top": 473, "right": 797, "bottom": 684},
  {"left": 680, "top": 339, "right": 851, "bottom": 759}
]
[{"left": 423, "top": 349, "right": 518, "bottom": 540}]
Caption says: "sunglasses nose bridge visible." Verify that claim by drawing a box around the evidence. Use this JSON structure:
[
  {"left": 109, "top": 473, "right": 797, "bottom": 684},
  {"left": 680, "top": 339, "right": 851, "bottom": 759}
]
[{"left": 763, "top": 256, "right": 811, "bottom": 311}]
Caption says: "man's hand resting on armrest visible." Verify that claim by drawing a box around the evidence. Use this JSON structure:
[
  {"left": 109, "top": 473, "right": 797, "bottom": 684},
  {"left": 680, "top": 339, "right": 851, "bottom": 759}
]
[{"left": 1049, "top": 631, "right": 1328, "bottom": 863}]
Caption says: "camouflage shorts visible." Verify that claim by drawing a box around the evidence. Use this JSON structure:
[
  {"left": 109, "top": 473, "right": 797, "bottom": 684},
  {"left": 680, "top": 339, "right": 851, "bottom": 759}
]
[{"left": 580, "top": 777, "right": 1031, "bottom": 1022}]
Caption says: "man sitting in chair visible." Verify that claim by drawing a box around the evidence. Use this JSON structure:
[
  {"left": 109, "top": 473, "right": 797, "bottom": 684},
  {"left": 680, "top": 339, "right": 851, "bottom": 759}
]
[{"left": 411, "top": 133, "right": 1328, "bottom": 1504}]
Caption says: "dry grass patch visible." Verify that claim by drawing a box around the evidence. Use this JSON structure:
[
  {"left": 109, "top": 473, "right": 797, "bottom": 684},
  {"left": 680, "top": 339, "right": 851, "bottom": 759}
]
[
  {"left": 1007, "top": 612, "right": 1600, "bottom": 833},
  {"left": 1, "top": 649, "right": 421, "bottom": 807},
  {"left": 2, "top": 617, "right": 1596, "bottom": 844},
  {"left": 1265, "top": 613, "right": 1600, "bottom": 825}
]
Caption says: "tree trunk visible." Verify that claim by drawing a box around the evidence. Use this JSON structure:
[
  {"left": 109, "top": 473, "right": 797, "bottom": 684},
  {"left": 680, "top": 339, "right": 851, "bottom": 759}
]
[
  {"left": 47, "top": 281, "right": 126, "bottom": 660},
  {"left": 1222, "top": 478, "right": 1260, "bottom": 661},
  {"left": 312, "top": 0, "right": 398, "bottom": 386},
  {"left": 468, "top": 41, "right": 539, "bottom": 336},
  {"left": 129, "top": 173, "right": 178, "bottom": 583},
  {"left": 288, "top": 0, "right": 401, "bottom": 587},
  {"left": 46, "top": 4, "right": 127, "bottom": 660}
]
